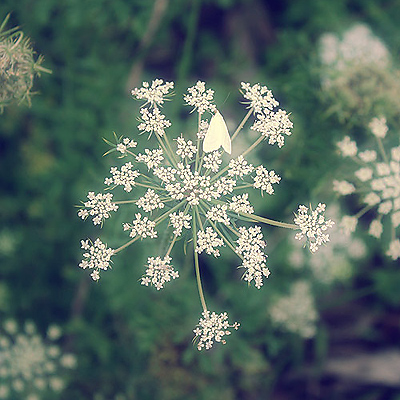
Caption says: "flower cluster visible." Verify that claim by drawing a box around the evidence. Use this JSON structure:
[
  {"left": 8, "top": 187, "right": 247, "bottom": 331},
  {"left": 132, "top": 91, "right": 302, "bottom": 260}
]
[
  {"left": 0, "top": 320, "right": 76, "bottom": 400},
  {"left": 289, "top": 204, "right": 366, "bottom": 284},
  {"left": 193, "top": 310, "right": 240, "bottom": 351},
  {"left": 0, "top": 14, "right": 51, "bottom": 111},
  {"left": 270, "top": 281, "right": 318, "bottom": 338},
  {"left": 318, "top": 23, "right": 400, "bottom": 123},
  {"left": 335, "top": 119, "right": 400, "bottom": 260},
  {"left": 77, "top": 79, "right": 333, "bottom": 350},
  {"left": 294, "top": 203, "right": 335, "bottom": 253}
]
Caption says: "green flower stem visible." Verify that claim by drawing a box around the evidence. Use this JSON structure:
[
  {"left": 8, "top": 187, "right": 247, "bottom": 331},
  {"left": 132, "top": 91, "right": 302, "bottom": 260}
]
[
  {"left": 192, "top": 207, "right": 207, "bottom": 312},
  {"left": 207, "top": 218, "right": 237, "bottom": 254},
  {"left": 376, "top": 136, "right": 389, "bottom": 164},
  {"left": 195, "top": 113, "right": 201, "bottom": 171},
  {"left": 113, "top": 235, "right": 141, "bottom": 254},
  {"left": 234, "top": 183, "right": 253, "bottom": 190},
  {"left": 231, "top": 108, "right": 253, "bottom": 141},
  {"left": 166, "top": 233, "right": 178, "bottom": 256},
  {"left": 155, "top": 133, "right": 178, "bottom": 169},
  {"left": 113, "top": 200, "right": 138, "bottom": 205},
  {"left": 238, "top": 212, "right": 298, "bottom": 230},
  {"left": 241, "top": 135, "right": 264, "bottom": 158},
  {"left": 354, "top": 204, "right": 375, "bottom": 220},
  {"left": 161, "top": 130, "right": 179, "bottom": 168},
  {"left": 34, "top": 64, "right": 52, "bottom": 74},
  {"left": 154, "top": 200, "right": 186, "bottom": 225},
  {"left": 114, "top": 200, "right": 186, "bottom": 255}
]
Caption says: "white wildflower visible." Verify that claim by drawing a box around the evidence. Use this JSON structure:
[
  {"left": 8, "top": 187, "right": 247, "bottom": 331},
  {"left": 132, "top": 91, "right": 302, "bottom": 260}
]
[
  {"left": 138, "top": 107, "right": 171, "bottom": 137},
  {"left": 169, "top": 211, "right": 192, "bottom": 236},
  {"left": 135, "top": 148, "right": 164, "bottom": 169},
  {"left": 141, "top": 255, "right": 178, "bottom": 290},
  {"left": 77, "top": 192, "right": 118, "bottom": 225},
  {"left": 206, "top": 204, "right": 230, "bottom": 225},
  {"left": 184, "top": 81, "right": 216, "bottom": 114},
  {"left": 175, "top": 136, "right": 197, "bottom": 159},
  {"left": 369, "top": 116, "right": 388, "bottom": 138},
  {"left": 104, "top": 162, "right": 140, "bottom": 192},
  {"left": 228, "top": 155, "right": 254, "bottom": 177},
  {"left": 203, "top": 151, "right": 222, "bottom": 172},
  {"left": 116, "top": 137, "right": 137, "bottom": 155},
  {"left": 123, "top": 213, "right": 157, "bottom": 239},
  {"left": 253, "top": 166, "right": 281, "bottom": 194},
  {"left": 79, "top": 238, "right": 114, "bottom": 281},
  {"left": 270, "top": 281, "right": 317, "bottom": 338},
  {"left": 131, "top": 79, "right": 174, "bottom": 107},
  {"left": 337, "top": 136, "right": 357, "bottom": 157},
  {"left": 229, "top": 193, "right": 254, "bottom": 214},
  {"left": 137, "top": 189, "right": 164, "bottom": 212},
  {"left": 333, "top": 180, "right": 356, "bottom": 195},
  {"left": 235, "top": 225, "right": 270, "bottom": 289},
  {"left": 386, "top": 239, "right": 400, "bottom": 260},
  {"left": 240, "top": 82, "right": 279, "bottom": 113},
  {"left": 195, "top": 227, "right": 224, "bottom": 257},
  {"left": 193, "top": 310, "right": 240, "bottom": 351},
  {"left": 251, "top": 109, "right": 293, "bottom": 147},
  {"left": 294, "top": 203, "right": 335, "bottom": 252}
]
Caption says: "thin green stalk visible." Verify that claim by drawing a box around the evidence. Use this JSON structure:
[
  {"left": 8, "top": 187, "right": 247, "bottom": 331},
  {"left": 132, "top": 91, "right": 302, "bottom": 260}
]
[
  {"left": 231, "top": 108, "right": 253, "bottom": 141},
  {"left": 239, "top": 212, "right": 297, "bottom": 230},
  {"left": 192, "top": 206, "right": 207, "bottom": 312}
]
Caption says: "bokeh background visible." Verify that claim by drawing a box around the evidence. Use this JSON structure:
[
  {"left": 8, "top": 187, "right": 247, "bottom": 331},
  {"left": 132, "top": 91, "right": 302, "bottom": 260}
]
[{"left": 1, "top": 0, "right": 400, "bottom": 399}]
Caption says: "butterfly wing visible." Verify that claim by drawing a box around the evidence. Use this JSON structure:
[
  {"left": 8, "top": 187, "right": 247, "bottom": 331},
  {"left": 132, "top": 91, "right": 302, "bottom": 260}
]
[{"left": 203, "top": 111, "right": 231, "bottom": 154}]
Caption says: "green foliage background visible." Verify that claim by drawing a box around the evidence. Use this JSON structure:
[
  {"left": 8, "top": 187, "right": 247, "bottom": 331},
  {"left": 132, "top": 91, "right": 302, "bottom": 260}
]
[{"left": 1, "top": 0, "right": 400, "bottom": 399}]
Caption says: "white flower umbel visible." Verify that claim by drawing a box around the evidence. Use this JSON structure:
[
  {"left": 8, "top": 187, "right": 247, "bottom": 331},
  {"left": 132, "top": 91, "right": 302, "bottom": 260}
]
[
  {"left": 193, "top": 310, "right": 240, "bottom": 351},
  {"left": 79, "top": 238, "right": 114, "bottom": 281},
  {"left": 77, "top": 192, "right": 118, "bottom": 225},
  {"left": 270, "top": 281, "right": 318, "bottom": 338},
  {"left": 141, "top": 255, "right": 178, "bottom": 290},
  {"left": 294, "top": 203, "right": 335, "bottom": 253},
  {"left": 0, "top": 320, "right": 76, "bottom": 399},
  {"left": 77, "top": 79, "right": 333, "bottom": 349},
  {"left": 335, "top": 119, "right": 400, "bottom": 259}
]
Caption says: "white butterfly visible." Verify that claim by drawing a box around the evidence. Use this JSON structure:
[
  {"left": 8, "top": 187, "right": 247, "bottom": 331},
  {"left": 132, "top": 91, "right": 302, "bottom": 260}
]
[{"left": 203, "top": 110, "right": 231, "bottom": 154}]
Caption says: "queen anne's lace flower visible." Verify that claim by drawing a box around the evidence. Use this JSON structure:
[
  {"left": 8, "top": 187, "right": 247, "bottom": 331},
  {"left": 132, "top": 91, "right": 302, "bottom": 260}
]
[
  {"left": 195, "top": 227, "right": 224, "bottom": 257},
  {"left": 137, "top": 189, "right": 164, "bottom": 212},
  {"left": 253, "top": 166, "right": 281, "bottom": 194},
  {"left": 104, "top": 162, "right": 140, "bottom": 192},
  {"left": 229, "top": 193, "right": 254, "bottom": 214},
  {"left": 193, "top": 310, "right": 240, "bottom": 351},
  {"left": 0, "top": 320, "right": 76, "bottom": 399},
  {"left": 169, "top": 211, "right": 192, "bottom": 236},
  {"left": 228, "top": 155, "right": 254, "bottom": 177},
  {"left": 131, "top": 79, "right": 174, "bottom": 107},
  {"left": 184, "top": 81, "right": 217, "bottom": 114},
  {"left": 294, "top": 204, "right": 335, "bottom": 253},
  {"left": 78, "top": 79, "right": 330, "bottom": 349},
  {"left": 135, "top": 148, "right": 164, "bottom": 170},
  {"left": 176, "top": 136, "right": 197, "bottom": 159},
  {"left": 251, "top": 109, "right": 293, "bottom": 148},
  {"left": 79, "top": 238, "right": 114, "bottom": 281},
  {"left": 116, "top": 137, "right": 137, "bottom": 155},
  {"left": 270, "top": 281, "right": 317, "bottom": 338},
  {"left": 240, "top": 82, "right": 279, "bottom": 113},
  {"left": 203, "top": 151, "right": 222, "bottom": 172},
  {"left": 77, "top": 192, "right": 118, "bottom": 225},
  {"left": 123, "top": 213, "right": 157, "bottom": 239},
  {"left": 138, "top": 107, "right": 171, "bottom": 137},
  {"left": 335, "top": 120, "right": 400, "bottom": 259},
  {"left": 235, "top": 226, "right": 270, "bottom": 289},
  {"left": 141, "top": 255, "right": 178, "bottom": 290}
]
